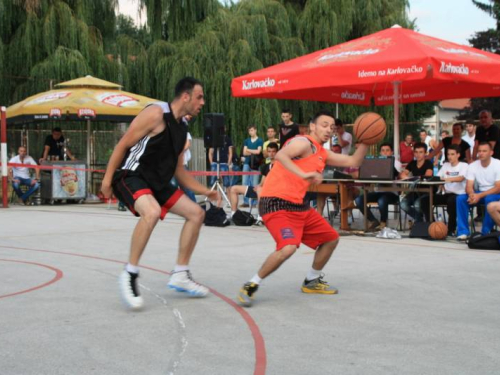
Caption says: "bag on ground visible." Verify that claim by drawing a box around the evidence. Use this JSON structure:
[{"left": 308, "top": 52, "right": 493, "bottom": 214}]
[
  {"left": 203, "top": 202, "right": 229, "bottom": 227},
  {"left": 232, "top": 209, "right": 256, "bottom": 226},
  {"left": 467, "top": 231, "right": 500, "bottom": 250}
]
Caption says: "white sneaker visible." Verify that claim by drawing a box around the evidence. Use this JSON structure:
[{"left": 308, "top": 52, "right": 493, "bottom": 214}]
[
  {"left": 168, "top": 271, "right": 209, "bottom": 297},
  {"left": 119, "top": 270, "right": 144, "bottom": 310},
  {"left": 457, "top": 234, "right": 468, "bottom": 241}
]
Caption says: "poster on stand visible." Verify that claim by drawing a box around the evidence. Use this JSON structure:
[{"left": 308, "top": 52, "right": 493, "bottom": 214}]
[{"left": 52, "top": 165, "right": 86, "bottom": 199}]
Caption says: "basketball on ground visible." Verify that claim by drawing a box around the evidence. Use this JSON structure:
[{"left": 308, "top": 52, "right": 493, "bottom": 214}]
[
  {"left": 353, "top": 112, "right": 386, "bottom": 145},
  {"left": 428, "top": 221, "right": 448, "bottom": 240}
]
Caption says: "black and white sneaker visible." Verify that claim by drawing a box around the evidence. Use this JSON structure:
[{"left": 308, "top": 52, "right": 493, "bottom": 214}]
[{"left": 119, "top": 270, "right": 144, "bottom": 309}]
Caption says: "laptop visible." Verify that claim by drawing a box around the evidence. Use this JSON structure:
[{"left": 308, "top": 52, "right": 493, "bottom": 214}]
[
  {"left": 358, "top": 157, "right": 395, "bottom": 181},
  {"left": 323, "top": 166, "right": 354, "bottom": 180}
]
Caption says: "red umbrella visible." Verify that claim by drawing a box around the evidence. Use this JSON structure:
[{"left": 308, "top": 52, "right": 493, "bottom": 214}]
[{"left": 231, "top": 25, "right": 500, "bottom": 155}]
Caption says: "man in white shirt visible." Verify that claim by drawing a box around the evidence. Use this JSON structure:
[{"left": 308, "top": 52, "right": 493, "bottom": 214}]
[
  {"left": 421, "top": 145, "right": 467, "bottom": 236},
  {"left": 462, "top": 122, "right": 476, "bottom": 150},
  {"left": 8, "top": 146, "right": 40, "bottom": 205},
  {"left": 334, "top": 120, "right": 352, "bottom": 155},
  {"left": 456, "top": 142, "right": 500, "bottom": 240}
]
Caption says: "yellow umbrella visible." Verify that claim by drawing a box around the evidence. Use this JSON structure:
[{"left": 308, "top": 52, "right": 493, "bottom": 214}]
[
  {"left": 7, "top": 75, "right": 158, "bottom": 123},
  {"left": 6, "top": 76, "right": 161, "bottom": 199}
]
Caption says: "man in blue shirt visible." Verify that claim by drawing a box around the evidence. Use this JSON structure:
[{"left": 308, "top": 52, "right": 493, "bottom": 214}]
[{"left": 241, "top": 125, "right": 263, "bottom": 207}]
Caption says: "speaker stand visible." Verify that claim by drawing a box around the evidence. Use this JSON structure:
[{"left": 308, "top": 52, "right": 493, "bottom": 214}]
[{"left": 209, "top": 148, "right": 230, "bottom": 207}]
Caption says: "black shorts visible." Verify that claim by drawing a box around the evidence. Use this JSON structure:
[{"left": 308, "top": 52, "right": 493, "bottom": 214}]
[
  {"left": 112, "top": 170, "right": 183, "bottom": 220},
  {"left": 245, "top": 186, "right": 258, "bottom": 199}
]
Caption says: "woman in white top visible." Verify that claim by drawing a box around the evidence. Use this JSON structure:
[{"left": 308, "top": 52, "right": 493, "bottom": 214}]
[{"left": 421, "top": 144, "right": 468, "bottom": 236}]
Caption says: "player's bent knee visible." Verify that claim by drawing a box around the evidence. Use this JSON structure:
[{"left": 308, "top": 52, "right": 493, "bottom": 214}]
[
  {"left": 322, "top": 239, "right": 339, "bottom": 249},
  {"left": 187, "top": 205, "right": 205, "bottom": 225},
  {"left": 143, "top": 206, "right": 161, "bottom": 224},
  {"left": 278, "top": 245, "right": 297, "bottom": 260}
]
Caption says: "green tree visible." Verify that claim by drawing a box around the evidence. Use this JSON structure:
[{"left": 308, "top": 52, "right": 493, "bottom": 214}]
[{"left": 459, "top": 0, "right": 500, "bottom": 119}]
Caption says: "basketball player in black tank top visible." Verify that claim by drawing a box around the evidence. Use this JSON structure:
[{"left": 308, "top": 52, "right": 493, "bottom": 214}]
[{"left": 101, "top": 77, "right": 218, "bottom": 309}]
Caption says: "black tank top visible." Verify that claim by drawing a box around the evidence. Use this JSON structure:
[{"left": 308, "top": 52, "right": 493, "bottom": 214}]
[{"left": 120, "top": 102, "right": 187, "bottom": 192}]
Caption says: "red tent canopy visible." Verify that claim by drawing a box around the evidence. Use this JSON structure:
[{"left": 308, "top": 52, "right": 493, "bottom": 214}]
[{"left": 231, "top": 25, "right": 500, "bottom": 106}]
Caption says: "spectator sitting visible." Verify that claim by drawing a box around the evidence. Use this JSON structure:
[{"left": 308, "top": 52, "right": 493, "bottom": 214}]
[
  {"left": 456, "top": 142, "right": 500, "bottom": 241},
  {"left": 9, "top": 146, "right": 40, "bottom": 205},
  {"left": 241, "top": 125, "right": 263, "bottom": 207},
  {"left": 427, "top": 123, "right": 471, "bottom": 164},
  {"left": 399, "top": 133, "right": 414, "bottom": 164},
  {"left": 420, "top": 145, "right": 468, "bottom": 237},
  {"left": 399, "top": 142, "right": 434, "bottom": 223},
  {"left": 263, "top": 126, "right": 280, "bottom": 164},
  {"left": 354, "top": 143, "right": 402, "bottom": 231},
  {"left": 40, "top": 127, "right": 75, "bottom": 163},
  {"left": 229, "top": 142, "right": 278, "bottom": 224}
]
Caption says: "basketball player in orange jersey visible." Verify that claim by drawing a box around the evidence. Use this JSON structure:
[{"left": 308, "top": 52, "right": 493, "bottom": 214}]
[{"left": 238, "top": 110, "right": 369, "bottom": 307}]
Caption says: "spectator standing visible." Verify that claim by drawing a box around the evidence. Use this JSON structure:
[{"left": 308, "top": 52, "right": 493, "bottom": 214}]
[
  {"left": 456, "top": 142, "right": 500, "bottom": 240},
  {"left": 462, "top": 122, "right": 476, "bottom": 151},
  {"left": 419, "top": 129, "right": 433, "bottom": 150},
  {"left": 9, "top": 146, "right": 40, "bottom": 205},
  {"left": 472, "top": 110, "right": 500, "bottom": 161},
  {"left": 40, "top": 127, "right": 75, "bottom": 162},
  {"left": 241, "top": 125, "right": 263, "bottom": 207},
  {"left": 334, "top": 119, "right": 352, "bottom": 155},
  {"left": 427, "top": 123, "right": 471, "bottom": 164},
  {"left": 399, "top": 134, "right": 414, "bottom": 164},
  {"left": 399, "top": 142, "right": 434, "bottom": 223},
  {"left": 421, "top": 145, "right": 468, "bottom": 236},
  {"left": 263, "top": 126, "right": 280, "bottom": 164},
  {"left": 278, "top": 108, "right": 299, "bottom": 145}
]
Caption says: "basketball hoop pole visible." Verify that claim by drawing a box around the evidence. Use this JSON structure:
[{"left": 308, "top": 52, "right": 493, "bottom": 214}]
[{"left": 1, "top": 106, "right": 8, "bottom": 208}]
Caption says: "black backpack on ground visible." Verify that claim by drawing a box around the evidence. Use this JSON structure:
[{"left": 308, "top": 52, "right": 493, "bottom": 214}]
[
  {"left": 232, "top": 209, "right": 256, "bottom": 226},
  {"left": 203, "top": 202, "right": 230, "bottom": 227},
  {"left": 467, "top": 231, "right": 500, "bottom": 250}
]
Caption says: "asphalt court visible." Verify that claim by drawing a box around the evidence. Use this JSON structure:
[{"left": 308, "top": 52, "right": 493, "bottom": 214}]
[{"left": 1, "top": 204, "right": 500, "bottom": 375}]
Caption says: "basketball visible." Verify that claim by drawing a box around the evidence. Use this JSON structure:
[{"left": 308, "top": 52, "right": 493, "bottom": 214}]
[
  {"left": 353, "top": 112, "right": 386, "bottom": 145},
  {"left": 428, "top": 221, "right": 448, "bottom": 240}
]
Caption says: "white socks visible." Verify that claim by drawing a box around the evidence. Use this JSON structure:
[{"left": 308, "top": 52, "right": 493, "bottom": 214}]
[
  {"left": 125, "top": 263, "right": 139, "bottom": 274},
  {"left": 306, "top": 268, "right": 322, "bottom": 281},
  {"left": 250, "top": 274, "right": 262, "bottom": 285},
  {"left": 174, "top": 264, "right": 189, "bottom": 273}
]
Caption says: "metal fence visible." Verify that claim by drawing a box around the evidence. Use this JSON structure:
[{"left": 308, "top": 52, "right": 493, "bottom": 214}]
[{"left": 4, "top": 125, "right": 208, "bottom": 196}]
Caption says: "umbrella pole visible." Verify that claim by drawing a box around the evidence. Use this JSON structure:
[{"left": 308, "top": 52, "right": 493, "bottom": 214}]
[
  {"left": 1, "top": 107, "right": 7, "bottom": 208},
  {"left": 87, "top": 119, "right": 91, "bottom": 197},
  {"left": 393, "top": 82, "right": 400, "bottom": 160}
]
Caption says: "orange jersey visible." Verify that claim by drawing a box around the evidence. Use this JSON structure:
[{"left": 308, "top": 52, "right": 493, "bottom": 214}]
[{"left": 260, "top": 135, "right": 328, "bottom": 204}]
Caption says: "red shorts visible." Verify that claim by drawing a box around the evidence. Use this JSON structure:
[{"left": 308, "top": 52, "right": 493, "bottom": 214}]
[
  {"left": 262, "top": 209, "right": 339, "bottom": 251},
  {"left": 112, "top": 170, "right": 183, "bottom": 220}
]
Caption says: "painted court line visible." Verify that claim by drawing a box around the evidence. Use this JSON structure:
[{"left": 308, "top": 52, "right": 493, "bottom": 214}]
[{"left": 0, "top": 245, "right": 267, "bottom": 375}]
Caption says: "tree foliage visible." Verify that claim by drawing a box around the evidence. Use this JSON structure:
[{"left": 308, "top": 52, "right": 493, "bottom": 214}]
[
  {"left": 1, "top": 0, "right": 420, "bottom": 146},
  {"left": 459, "top": 0, "right": 500, "bottom": 119}
]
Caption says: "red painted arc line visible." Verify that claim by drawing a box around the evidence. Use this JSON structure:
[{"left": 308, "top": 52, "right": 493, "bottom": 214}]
[
  {"left": 0, "top": 245, "right": 267, "bottom": 375},
  {"left": 0, "top": 258, "right": 63, "bottom": 299}
]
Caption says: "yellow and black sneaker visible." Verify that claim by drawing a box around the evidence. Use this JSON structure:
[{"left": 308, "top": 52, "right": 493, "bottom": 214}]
[
  {"left": 238, "top": 282, "right": 259, "bottom": 307},
  {"left": 301, "top": 275, "right": 338, "bottom": 295}
]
